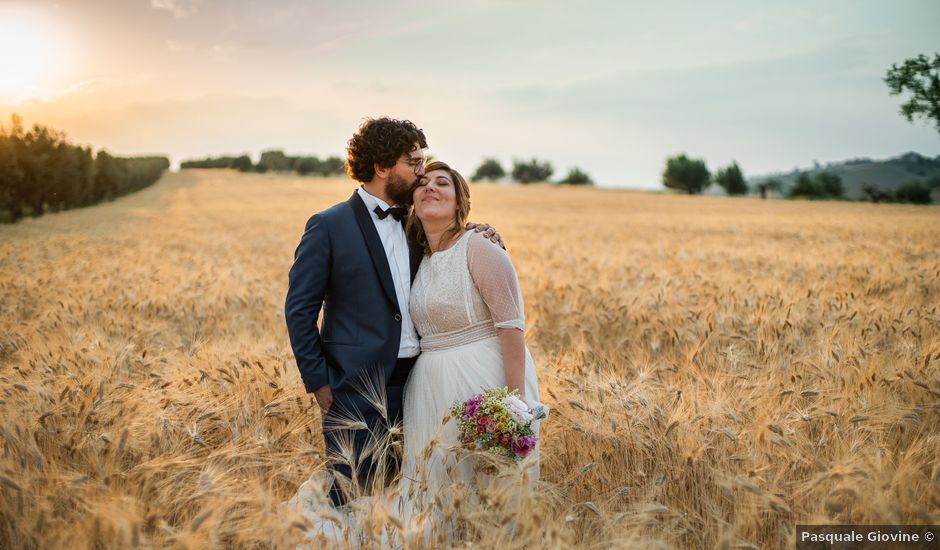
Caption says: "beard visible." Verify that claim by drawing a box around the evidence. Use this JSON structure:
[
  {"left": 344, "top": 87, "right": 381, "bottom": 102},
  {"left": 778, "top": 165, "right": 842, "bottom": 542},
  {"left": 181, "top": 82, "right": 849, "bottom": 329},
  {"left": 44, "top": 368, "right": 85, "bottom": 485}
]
[{"left": 387, "top": 171, "right": 418, "bottom": 206}]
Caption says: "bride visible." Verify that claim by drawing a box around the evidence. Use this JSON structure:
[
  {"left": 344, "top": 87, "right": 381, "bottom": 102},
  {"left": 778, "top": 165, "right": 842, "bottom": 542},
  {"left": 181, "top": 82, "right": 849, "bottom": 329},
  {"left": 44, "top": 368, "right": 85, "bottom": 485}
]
[
  {"left": 289, "top": 160, "right": 544, "bottom": 545},
  {"left": 400, "top": 160, "right": 542, "bottom": 503}
]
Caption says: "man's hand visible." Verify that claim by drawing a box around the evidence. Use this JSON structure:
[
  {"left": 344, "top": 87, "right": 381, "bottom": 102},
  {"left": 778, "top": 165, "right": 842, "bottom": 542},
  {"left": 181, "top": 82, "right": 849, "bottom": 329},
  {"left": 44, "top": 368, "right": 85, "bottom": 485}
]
[
  {"left": 313, "top": 384, "right": 333, "bottom": 414},
  {"left": 465, "top": 222, "right": 506, "bottom": 250}
]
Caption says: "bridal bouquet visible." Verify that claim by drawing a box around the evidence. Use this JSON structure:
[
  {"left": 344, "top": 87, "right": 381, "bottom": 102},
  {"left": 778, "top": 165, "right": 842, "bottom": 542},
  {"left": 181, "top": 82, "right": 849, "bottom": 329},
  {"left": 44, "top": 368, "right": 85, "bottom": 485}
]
[{"left": 450, "top": 387, "right": 548, "bottom": 462}]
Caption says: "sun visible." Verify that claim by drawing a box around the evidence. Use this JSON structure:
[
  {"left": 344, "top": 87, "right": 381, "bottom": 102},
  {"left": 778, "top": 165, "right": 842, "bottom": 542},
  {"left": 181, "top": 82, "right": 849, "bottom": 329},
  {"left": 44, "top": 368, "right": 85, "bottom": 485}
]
[{"left": 0, "top": 10, "right": 57, "bottom": 97}]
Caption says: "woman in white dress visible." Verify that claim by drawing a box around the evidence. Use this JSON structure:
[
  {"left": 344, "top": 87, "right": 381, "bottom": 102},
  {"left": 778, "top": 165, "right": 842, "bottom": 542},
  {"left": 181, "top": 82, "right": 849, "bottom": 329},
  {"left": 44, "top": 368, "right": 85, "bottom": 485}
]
[{"left": 400, "top": 160, "right": 542, "bottom": 507}]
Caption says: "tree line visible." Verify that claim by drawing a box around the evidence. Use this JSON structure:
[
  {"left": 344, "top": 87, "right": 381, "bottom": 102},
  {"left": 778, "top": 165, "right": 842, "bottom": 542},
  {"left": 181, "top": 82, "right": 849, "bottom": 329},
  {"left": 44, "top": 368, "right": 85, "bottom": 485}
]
[
  {"left": 661, "top": 154, "right": 937, "bottom": 204},
  {"left": 0, "top": 115, "right": 170, "bottom": 223},
  {"left": 183, "top": 152, "right": 595, "bottom": 185},
  {"left": 471, "top": 158, "right": 593, "bottom": 185},
  {"left": 181, "top": 150, "right": 345, "bottom": 176}
]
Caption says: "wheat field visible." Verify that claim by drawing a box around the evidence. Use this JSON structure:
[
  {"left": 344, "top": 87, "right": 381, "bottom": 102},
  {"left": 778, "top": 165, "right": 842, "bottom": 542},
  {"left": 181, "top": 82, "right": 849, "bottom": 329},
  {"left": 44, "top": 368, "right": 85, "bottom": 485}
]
[{"left": 1, "top": 169, "right": 938, "bottom": 549}]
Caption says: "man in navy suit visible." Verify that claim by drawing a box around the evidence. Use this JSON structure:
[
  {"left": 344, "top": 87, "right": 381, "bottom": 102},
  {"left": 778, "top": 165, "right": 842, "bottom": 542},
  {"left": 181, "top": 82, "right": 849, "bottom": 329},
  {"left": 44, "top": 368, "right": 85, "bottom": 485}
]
[{"left": 285, "top": 117, "right": 497, "bottom": 506}]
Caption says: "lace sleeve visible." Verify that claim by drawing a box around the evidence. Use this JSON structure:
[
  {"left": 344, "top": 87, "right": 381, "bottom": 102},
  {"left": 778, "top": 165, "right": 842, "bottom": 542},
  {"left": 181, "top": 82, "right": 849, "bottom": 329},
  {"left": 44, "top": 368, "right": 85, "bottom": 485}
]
[{"left": 466, "top": 232, "right": 525, "bottom": 330}]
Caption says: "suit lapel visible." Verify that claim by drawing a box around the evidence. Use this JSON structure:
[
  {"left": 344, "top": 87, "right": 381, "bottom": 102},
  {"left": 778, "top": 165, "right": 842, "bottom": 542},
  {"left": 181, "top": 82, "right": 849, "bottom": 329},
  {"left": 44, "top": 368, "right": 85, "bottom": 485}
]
[{"left": 348, "top": 192, "right": 399, "bottom": 310}]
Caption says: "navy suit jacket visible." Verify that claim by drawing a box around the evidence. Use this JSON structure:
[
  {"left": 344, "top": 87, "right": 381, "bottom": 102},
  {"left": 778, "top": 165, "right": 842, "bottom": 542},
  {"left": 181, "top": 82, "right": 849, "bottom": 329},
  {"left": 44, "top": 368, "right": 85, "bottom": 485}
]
[{"left": 285, "top": 191, "right": 423, "bottom": 399}]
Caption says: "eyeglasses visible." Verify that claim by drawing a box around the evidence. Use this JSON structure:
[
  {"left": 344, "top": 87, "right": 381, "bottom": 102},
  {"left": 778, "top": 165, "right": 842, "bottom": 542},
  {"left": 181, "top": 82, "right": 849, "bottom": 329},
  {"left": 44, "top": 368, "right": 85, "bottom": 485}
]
[{"left": 399, "top": 156, "right": 425, "bottom": 174}]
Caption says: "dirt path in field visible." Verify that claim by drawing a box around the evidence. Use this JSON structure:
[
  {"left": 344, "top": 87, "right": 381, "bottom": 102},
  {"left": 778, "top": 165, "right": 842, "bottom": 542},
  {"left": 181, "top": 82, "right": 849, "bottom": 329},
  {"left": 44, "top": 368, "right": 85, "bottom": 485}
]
[{"left": 0, "top": 170, "right": 203, "bottom": 241}]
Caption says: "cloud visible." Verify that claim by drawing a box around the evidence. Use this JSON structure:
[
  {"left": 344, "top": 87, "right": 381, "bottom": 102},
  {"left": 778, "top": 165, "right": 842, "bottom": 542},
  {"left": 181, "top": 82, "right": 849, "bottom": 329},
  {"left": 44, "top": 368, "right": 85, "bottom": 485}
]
[
  {"left": 490, "top": 36, "right": 879, "bottom": 129},
  {"left": 151, "top": 0, "right": 202, "bottom": 18},
  {"left": 165, "top": 40, "right": 193, "bottom": 52},
  {"left": 209, "top": 41, "right": 240, "bottom": 58},
  {"left": 5, "top": 74, "right": 157, "bottom": 106}
]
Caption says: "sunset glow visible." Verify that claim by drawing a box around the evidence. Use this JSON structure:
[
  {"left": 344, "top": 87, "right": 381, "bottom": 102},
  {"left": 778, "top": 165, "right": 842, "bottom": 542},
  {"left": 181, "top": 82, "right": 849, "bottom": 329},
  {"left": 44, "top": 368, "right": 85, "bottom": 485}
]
[{"left": 0, "top": 10, "right": 58, "bottom": 99}]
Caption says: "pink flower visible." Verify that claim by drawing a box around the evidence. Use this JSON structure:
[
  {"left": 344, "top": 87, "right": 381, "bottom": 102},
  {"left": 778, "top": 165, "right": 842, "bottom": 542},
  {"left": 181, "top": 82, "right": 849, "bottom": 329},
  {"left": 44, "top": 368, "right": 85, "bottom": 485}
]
[
  {"left": 465, "top": 394, "right": 482, "bottom": 417},
  {"left": 511, "top": 435, "right": 537, "bottom": 458}
]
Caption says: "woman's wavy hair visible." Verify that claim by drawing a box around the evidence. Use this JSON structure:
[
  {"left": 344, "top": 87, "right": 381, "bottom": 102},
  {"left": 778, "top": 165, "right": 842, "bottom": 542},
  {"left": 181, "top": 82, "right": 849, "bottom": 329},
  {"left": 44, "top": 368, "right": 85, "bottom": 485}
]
[
  {"left": 407, "top": 160, "right": 471, "bottom": 257},
  {"left": 345, "top": 117, "right": 428, "bottom": 183}
]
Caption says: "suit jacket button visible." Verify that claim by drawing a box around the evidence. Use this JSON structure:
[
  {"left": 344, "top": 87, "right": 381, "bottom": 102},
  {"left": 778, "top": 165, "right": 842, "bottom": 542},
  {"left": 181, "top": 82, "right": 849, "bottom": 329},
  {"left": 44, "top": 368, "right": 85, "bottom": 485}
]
[{"left": 394, "top": 314, "right": 402, "bottom": 321}]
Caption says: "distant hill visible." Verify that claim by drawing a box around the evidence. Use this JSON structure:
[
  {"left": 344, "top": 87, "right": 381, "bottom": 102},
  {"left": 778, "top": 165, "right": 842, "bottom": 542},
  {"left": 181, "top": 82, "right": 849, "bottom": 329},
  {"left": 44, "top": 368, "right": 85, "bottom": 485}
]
[{"left": 742, "top": 152, "right": 940, "bottom": 201}]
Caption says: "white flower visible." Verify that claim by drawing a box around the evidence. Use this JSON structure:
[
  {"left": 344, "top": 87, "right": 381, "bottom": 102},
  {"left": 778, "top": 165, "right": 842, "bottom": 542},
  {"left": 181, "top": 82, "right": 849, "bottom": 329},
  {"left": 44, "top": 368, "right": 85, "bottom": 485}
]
[{"left": 503, "top": 395, "right": 534, "bottom": 424}]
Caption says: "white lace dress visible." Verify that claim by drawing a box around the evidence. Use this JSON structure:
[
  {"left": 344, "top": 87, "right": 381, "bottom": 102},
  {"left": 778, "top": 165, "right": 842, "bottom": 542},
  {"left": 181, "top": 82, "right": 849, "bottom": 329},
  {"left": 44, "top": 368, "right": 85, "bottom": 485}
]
[{"left": 401, "top": 230, "right": 542, "bottom": 502}]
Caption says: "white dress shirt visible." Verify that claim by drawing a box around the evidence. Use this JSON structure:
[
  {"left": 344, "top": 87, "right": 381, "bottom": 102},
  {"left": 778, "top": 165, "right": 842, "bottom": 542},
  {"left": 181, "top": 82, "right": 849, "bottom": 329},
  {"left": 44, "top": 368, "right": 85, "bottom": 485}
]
[{"left": 356, "top": 187, "right": 420, "bottom": 358}]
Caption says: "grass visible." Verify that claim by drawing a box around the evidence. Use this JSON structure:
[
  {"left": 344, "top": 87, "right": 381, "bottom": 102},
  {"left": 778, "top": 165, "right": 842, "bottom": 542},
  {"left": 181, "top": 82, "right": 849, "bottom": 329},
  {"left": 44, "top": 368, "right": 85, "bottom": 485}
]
[{"left": 1, "top": 169, "right": 938, "bottom": 548}]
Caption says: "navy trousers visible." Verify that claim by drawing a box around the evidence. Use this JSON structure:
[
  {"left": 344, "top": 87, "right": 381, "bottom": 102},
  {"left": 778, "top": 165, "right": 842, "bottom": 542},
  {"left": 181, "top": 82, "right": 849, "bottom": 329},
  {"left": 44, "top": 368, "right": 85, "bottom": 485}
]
[{"left": 323, "top": 356, "right": 416, "bottom": 507}]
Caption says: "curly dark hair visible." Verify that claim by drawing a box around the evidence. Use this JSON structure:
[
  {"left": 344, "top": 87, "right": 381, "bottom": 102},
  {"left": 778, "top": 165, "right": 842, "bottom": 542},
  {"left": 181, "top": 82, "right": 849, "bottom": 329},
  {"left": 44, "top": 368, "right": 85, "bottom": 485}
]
[{"left": 345, "top": 117, "right": 428, "bottom": 183}]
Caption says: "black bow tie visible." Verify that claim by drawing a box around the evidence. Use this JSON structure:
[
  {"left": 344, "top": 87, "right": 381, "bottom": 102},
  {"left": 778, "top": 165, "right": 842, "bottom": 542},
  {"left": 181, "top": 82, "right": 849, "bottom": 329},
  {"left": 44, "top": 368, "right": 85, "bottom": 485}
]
[{"left": 374, "top": 205, "right": 408, "bottom": 222}]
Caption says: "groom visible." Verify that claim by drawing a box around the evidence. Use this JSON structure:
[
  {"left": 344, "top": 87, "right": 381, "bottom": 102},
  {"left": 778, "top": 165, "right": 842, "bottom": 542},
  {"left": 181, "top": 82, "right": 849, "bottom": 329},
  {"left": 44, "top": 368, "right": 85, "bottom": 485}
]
[{"left": 284, "top": 117, "right": 498, "bottom": 506}]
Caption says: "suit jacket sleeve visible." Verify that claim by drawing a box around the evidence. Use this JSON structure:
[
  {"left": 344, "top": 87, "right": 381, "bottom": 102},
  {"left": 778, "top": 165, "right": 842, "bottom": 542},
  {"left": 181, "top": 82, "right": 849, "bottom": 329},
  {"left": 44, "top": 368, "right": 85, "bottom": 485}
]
[{"left": 285, "top": 213, "right": 332, "bottom": 393}]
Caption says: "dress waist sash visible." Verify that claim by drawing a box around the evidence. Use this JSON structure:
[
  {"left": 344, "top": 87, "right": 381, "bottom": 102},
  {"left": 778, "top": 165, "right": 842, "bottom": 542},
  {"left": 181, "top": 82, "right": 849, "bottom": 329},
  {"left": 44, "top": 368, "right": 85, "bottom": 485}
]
[{"left": 419, "top": 321, "right": 498, "bottom": 352}]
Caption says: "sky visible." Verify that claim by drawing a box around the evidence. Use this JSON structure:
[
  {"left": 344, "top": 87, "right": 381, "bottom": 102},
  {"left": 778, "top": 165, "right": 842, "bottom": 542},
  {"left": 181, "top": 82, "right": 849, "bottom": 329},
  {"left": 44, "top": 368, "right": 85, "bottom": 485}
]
[{"left": 0, "top": 0, "right": 938, "bottom": 188}]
